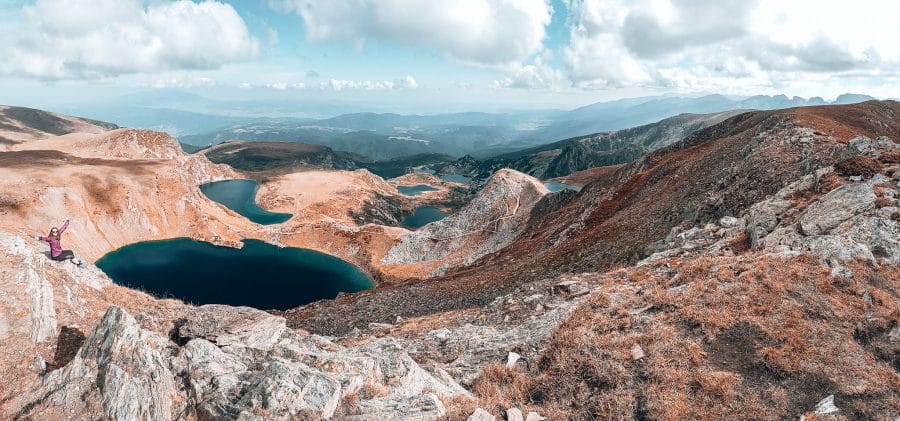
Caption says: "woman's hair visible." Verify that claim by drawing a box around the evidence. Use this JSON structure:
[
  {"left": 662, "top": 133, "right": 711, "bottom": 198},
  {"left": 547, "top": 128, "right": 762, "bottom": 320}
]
[{"left": 48, "top": 227, "right": 60, "bottom": 239}]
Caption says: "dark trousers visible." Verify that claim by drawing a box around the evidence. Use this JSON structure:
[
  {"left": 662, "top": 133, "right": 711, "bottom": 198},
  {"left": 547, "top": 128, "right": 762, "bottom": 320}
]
[{"left": 51, "top": 250, "right": 75, "bottom": 261}]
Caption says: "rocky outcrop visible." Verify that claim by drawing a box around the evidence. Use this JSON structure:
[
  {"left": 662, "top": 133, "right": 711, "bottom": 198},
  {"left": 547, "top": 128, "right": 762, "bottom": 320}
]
[
  {"left": 644, "top": 166, "right": 899, "bottom": 272},
  {"left": 12, "top": 298, "right": 470, "bottom": 420},
  {"left": 799, "top": 182, "right": 877, "bottom": 235},
  {"left": 35, "top": 307, "right": 179, "bottom": 421},
  {"left": 3, "top": 236, "right": 58, "bottom": 344},
  {"left": 381, "top": 169, "right": 549, "bottom": 276}
]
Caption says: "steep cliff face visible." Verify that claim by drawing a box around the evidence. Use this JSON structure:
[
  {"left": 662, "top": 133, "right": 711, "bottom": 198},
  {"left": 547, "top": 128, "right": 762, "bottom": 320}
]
[{"left": 381, "top": 169, "right": 549, "bottom": 277}]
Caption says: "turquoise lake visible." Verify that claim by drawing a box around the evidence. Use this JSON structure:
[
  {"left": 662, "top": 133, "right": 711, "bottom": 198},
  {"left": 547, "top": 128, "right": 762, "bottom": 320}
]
[
  {"left": 397, "top": 184, "right": 439, "bottom": 196},
  {"left": 96, "top": 238, "right": 374, "bottom": 310},
  {"left": 200, "top": 179, "right": 292, "bottom": 225},
  {"left": 440, "top": 174, "right": 471, "bottom": 184},
  {"left": 544, "top": 181, "right": 582, "bottom": 193},
  {"left": 402, "top": 206, "right": 447, "bottom": 229}
]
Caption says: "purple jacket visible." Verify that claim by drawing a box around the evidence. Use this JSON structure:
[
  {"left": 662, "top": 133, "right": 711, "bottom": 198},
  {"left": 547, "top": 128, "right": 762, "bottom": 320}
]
[{"left": 38, "top": 220, "right": 68, "bottom": 257}]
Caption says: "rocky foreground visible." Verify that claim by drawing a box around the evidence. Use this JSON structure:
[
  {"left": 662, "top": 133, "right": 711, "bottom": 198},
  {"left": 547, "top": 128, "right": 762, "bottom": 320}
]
[{"left": 0, "top": 102, "right": 898, "bottom": 419}]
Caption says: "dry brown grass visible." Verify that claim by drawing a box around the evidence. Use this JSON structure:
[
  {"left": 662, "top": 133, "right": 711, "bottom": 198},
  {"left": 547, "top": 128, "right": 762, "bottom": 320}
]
[
  {"left": 464, "top": 253, "right": 900, "bottom": 420},
  {"left": 0, "top": 196, "right": 22, "bottom": 215},
  {"left": 881, "top": 149, "right": 900, "bottom": 164},
  {"left": 876, "top": 197, "right": 894, "bottom": 208},
  {"left": 835, "top": 155, "right": 884, "bottom": 178},
  {"left": 440, "top": 395, "right": 480, "bottom": 420},
  {"left": 394, "top": 308, "right": 478, "bottom": 337},
  {"left": 359, "top": 381, "right": 389, "bottom": 399},
  {"left": 817, "top": 171, "right": 844, "bottom": 193}
]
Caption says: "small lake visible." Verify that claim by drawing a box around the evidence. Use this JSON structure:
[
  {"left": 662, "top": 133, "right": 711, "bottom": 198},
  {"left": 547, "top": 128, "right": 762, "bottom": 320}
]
[
  {"left": 96, "top": 238, "right": 374, "bottom": 310},
  {"left": 200, "top": 179, "right": 292, "bottom": 225},
  {"left": 397, "top": 184, "right": 438, "bottom": 196},
  {"left": 402, "top": 206, "right": 448, "bottom": 229},
  {"left": 440, "top": 174, "right": 471, "bottom": 184},
  {"left": 544, "top": 181, "right": 582, "bottom": 193}
]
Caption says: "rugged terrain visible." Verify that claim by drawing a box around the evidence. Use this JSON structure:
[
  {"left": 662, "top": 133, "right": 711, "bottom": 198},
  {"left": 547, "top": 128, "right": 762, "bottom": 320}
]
[{"left": 0, "top": 102, "right": 898, "bottom": 420}]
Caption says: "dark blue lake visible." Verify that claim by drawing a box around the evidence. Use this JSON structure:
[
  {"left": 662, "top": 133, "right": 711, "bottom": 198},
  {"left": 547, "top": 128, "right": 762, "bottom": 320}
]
[
  {"left": 440, "top": 174, "right": 471, "bottom": 184},
  {"left": 544, "top": 181, "right": 582, "bottom": 193},
  {"left": 200, "top": 179, "right": 292, "bottom": 225},
  {"left": 397, "top": 184, "right": 438, "bottom": 196},
  {"left": 403, "top": 206, "right": 448, "bottom": 229},
  {"left": 96, "top": 238, "right": 374, "bottom": 310}
]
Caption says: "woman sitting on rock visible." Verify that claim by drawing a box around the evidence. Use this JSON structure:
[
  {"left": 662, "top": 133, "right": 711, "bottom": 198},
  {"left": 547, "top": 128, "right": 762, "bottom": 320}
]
[{"left": 36, "top": 219, "right": 85, "bottom": 267}]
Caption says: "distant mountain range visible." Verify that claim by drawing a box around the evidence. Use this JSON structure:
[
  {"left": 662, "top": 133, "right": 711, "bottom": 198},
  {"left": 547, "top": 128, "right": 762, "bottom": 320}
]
[
  {"left": 58, "top": 90, "right": 877, "bottom": 161},
  {"left": 437, "top": 109, "right": 746, "bottom": 180}
]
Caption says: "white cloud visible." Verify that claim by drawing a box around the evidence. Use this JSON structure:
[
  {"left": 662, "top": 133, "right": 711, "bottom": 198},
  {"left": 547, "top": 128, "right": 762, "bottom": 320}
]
[
  {"left": 270, "top": 0, "right": 551, "bottom": 69},
  {"left": 561, "top": 0, "right": 900, "bottom": 92},
  {"left": 396, "top": 75, "right": 418, "bottom": 90},
  {"left": 325, "top": 75, "right": 419, "bottom": 91},
  {"left": 240, "top": 76, "right": 416, "bottom": 91},
  {"left": 152, "top": 76, "right": 216, "bottom": 89},
  {"left": 490, "top": 56, "right": 563, "bottom": 89},
  {"left": 0, "top": 0, "right": 259, "bottom": 80}
]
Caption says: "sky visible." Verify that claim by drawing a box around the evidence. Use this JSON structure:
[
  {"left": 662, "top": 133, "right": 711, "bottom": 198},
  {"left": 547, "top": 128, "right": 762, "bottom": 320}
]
[{"left": 1, "top": 0, "right": 899, "bottom": 113}]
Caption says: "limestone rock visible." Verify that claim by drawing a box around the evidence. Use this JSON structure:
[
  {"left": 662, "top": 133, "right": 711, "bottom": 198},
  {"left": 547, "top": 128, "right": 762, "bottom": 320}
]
[
  {"left": 631, "top": 344, "right": 646, "bottom": 360},
  {"left": 176, "top": 304, "right": 289, "bottom": 351},
  {"left": 797, "top": 236, "right": 875, "bottom": 265},
  {"left": 843, "top": 135, "right": 897, "bottom": 158},
  {"left": 428, "top": 328, "right": 452, "bottom": 342},
  {"left": 506, "top": 351, "right": 521, "bottom": 368},
  {"left": 240, "top": 359, "right": 342, "bottom": 419},
  {"left": 719, "top": 216, "right": 739, "bottom": 228},
  {"left": 555, "top": 280, "right": 590, "bottom": 297},
  {"left": 352, "top": 393, "right": 448, "bottom": 420},
  {"left": 745, "top": 198, "right": 792, "bottom": 248},
  {"left": 799, "top": 183, "right": 876, "bottom": 235},
  {"left": 507, "top": 407, "right": 524, "bottom": 421},
  {"left": 842, "top": 216, "right": 899, "bottom": 265},
  {"left": 526, "top": 412, "right": 547, "bottom": 421},
  {"left": 469, "top": 407, "right": 496, "bottom": 421},
  {"left": 12, "top": 300, "right": 471, "bottom": 421},
  {"left": 814, "top": 394, "right": 839, "bottom": 414},
  {"left": 26, "top": 306, "right": 180, "bottom": 421}
]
